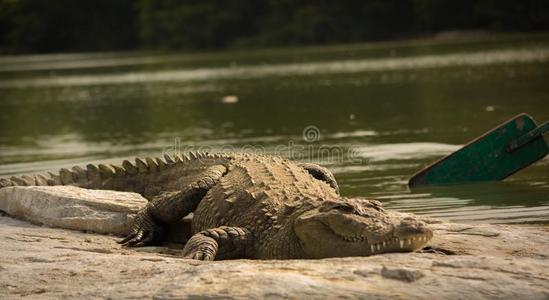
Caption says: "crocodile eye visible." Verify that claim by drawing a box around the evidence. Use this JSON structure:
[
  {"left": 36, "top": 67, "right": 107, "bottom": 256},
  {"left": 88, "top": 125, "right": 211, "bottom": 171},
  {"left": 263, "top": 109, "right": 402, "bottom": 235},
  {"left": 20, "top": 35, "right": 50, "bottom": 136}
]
[
  {"left": 333, "top": 204, "right": 354, "bottom": 213},
  {"left": 367, "top": 201, "right": 384, "bottom": 212}
]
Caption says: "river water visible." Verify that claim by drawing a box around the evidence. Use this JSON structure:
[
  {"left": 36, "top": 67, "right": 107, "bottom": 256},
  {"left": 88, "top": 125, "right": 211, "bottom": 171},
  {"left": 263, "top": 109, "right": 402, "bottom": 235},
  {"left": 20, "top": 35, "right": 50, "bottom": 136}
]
[{"left": 1, "top": 34, "right": 548, "bottom": 224}]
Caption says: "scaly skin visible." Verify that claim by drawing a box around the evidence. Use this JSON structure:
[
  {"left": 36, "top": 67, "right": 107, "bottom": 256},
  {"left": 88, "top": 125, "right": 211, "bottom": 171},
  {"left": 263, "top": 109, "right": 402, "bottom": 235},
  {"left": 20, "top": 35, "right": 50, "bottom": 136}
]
[{"left": 0, "top": 152, "right": 432, "bottom": 260}]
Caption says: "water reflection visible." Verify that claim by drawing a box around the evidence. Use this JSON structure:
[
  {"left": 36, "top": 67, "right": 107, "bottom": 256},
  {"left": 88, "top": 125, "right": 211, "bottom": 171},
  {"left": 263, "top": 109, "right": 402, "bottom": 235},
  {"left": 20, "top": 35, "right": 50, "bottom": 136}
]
[
  {"left": 382, "top": 182, "right": 549, "bottom": 224},
  {"left": 2, "top": 47, "right": 549, "bottom": 88}
]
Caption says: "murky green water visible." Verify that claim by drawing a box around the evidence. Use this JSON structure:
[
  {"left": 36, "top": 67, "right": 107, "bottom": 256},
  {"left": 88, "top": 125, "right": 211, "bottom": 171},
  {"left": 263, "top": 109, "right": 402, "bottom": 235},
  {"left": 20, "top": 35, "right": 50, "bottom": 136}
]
[{"left": 1, "top": 34, "right": 548, "bottom": 224}]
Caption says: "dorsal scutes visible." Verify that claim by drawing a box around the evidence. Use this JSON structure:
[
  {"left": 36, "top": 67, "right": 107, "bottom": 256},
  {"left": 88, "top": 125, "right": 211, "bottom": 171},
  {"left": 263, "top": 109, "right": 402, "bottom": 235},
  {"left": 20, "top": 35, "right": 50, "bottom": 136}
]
[
  {"left": 71, "top": 166, "right": 88, "bottom": 184},
  {"left": 47, "top": 172, "right": 62, "bottom": 185},
  {"left": 85, "top": 164, "right": 101, "bottom": 185},
  {"left": 155, "top": 157, "right": 167, "bottom": 170},
  {"left": 21, "top": 175, "right": 36, "bottom": 186},
  {"left": 111, "top": 164, "right": 126, "bottom": 177},
  {"left": 122, "top": 160, "right": 138, "bottom": 175},
  {"left": 98, "top": 164, "right": 115, "bottom": 179},
  {"left": 0, "top": 151, "right": 229, "bottom": 193},
  {"left": 135, "top": 158, "right": 148, "bottom": 174},
  {"left": 10, "top": 176, "right": 27, "bottom": 186},
  {"left": 59, "top": 168, "right": 75, "bottom": 184},
  {"left": 164, "top": 154, "right": 175, "bottom": 164},
  {"left": 145, "top": 157, "right": 158, "bottom": 173},
  {"left": 35, "top": 174, "right": 48, "bottom": 185},
  {"left": 189, "top": 151, "right": 198, "bottom": 160}
]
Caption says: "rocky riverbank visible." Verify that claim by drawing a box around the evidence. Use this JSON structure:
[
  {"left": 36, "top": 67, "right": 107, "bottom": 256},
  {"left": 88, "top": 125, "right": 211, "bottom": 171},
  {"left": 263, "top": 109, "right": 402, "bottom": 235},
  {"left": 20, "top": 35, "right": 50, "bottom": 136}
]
[{"left": 0, "top": 186, "right": 548, "bottom": 299}]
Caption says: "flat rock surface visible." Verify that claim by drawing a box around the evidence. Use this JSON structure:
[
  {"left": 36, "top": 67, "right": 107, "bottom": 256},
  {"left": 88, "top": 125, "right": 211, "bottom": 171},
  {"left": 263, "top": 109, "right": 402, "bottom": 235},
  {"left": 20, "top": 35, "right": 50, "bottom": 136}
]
[
  {"left": 426, "top": 221, "right": 549, "bottom": 258},
  {"left": 0, "top": 216, "right": 548, "bottom": 299},
  {"left": 0, "top": 186, "right": 548, "bottom": 299},
  {"left": 0, "top": 186, "right": 147, "bottom": 235}
]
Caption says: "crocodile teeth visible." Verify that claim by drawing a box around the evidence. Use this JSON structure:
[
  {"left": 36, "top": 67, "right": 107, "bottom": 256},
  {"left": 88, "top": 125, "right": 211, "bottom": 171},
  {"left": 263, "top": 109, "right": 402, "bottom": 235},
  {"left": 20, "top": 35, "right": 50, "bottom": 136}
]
[
  {"left": 376, "top": 244, "right": 381, "bottom": 251},
  {"left": 370, "top": 245, "right": 375, "bottom": 253},
  {"left": 399, "top": 240, "right": 404, "bottom": 249}
]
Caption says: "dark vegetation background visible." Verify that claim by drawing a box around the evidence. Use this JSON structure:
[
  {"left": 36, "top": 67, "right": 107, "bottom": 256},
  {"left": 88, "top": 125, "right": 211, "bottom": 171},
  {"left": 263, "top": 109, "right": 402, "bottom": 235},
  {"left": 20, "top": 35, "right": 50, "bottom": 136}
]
[{"left": 1, "top": 0, "right": 548, "bottom": 54}]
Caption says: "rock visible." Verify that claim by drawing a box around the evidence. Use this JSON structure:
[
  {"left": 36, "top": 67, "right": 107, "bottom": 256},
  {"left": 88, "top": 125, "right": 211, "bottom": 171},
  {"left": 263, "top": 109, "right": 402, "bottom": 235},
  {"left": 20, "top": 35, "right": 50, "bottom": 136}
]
[
  {"left": 380, "top": 265, "right": 424, "bottom": 282},
  {"left": 0, "top": 186, "right": 148, "bottom": 235},
  {"left": 0, "top": 186, "right": 548, "bottom": 298},
  {"left": 0, "top": 216, "right": 548, "bottom": 299},
  {"left": 426, "top": 222, "right": 549, "bottom": 258}
]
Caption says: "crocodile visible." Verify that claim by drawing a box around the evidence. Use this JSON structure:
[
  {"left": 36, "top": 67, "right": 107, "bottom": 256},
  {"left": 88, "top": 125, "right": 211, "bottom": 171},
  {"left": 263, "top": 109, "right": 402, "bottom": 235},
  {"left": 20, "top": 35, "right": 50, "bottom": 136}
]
[{"left": 0, "top": 151, "right": 433, "bottom": 260}]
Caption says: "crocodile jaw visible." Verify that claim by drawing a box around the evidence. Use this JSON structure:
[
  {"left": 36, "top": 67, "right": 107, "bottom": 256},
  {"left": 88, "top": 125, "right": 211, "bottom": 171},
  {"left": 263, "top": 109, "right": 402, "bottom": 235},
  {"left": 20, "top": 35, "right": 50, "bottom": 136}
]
[{"left": 294, "top": 206, "right": 433, "bottom": 258}]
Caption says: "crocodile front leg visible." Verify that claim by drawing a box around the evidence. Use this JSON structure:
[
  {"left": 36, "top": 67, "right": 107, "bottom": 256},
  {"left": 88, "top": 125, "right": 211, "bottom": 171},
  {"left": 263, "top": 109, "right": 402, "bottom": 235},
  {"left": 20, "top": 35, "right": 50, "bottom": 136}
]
[
  {"left": 119, "top": 165, "right": 227, "bottom": 247},
  {"left": 182, "top": 226, "right": 252, "bottom": 261}
]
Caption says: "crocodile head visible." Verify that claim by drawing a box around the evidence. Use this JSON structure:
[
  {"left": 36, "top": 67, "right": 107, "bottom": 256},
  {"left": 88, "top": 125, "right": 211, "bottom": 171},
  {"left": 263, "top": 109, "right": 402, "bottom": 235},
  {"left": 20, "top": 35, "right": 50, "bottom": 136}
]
[{"left": 294, "top": 198, "right": 433, "bottom": 258}]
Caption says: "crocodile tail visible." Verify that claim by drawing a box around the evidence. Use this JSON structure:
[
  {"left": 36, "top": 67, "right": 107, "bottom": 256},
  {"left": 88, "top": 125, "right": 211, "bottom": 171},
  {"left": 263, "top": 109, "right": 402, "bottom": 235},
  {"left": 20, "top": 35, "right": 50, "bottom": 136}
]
[
  {"left": 0, "top": 173, "right": 52, "bottom": 189},
  {"left": 0, "top": 151, "right": 216, "bottom": 190},
  {"left": 0, "top": 166, "right": 77, "bottom": 189}
]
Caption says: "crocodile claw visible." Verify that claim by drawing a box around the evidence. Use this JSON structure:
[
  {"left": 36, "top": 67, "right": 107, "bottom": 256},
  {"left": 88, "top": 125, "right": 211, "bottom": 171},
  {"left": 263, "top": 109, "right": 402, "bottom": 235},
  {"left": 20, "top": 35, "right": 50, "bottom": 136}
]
[
  {"left": 183, "top": 251, "right": 215, "bottom": 261},
  {"left": 119, "top": 208, "right": 164, "bottom": 247}
]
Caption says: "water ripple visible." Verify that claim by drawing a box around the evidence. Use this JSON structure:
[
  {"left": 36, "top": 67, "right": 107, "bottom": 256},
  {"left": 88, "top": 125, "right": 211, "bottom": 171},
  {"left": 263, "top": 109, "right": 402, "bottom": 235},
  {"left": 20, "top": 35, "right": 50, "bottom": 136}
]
[
  {"left": 2, "top": 47, "right": 549, "bottom": 88},
  {"left": 355, "top": 142, "right": 460, "bottom": 162}
]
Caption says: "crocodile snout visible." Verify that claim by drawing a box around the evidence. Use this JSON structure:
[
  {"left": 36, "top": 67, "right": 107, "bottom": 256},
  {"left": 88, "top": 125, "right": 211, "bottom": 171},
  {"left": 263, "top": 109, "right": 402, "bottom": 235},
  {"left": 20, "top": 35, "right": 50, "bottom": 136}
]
[{"left": 394, "top": 217, "right": 433, "bottom": 244}]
